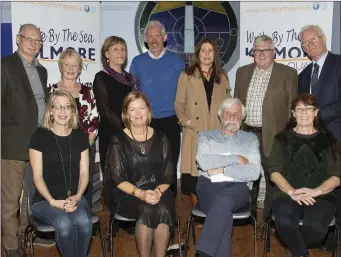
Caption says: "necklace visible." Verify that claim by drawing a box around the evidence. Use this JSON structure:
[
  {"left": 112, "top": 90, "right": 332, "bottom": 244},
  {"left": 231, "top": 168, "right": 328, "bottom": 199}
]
[
  {"left": 52, "top": 129, "right": 72, "bottom": 197},
  {"left": 129, "top": 127, "right": 148, "bottom": 154}
]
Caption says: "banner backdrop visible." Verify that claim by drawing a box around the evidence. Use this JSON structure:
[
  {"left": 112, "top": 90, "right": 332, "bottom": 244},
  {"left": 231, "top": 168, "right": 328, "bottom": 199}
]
[
  {"left": 11, "top": 1, "right": 100, "bottom": 87},
  {"left": 240, "top": 2, "right": 334, "bottom": 74}
]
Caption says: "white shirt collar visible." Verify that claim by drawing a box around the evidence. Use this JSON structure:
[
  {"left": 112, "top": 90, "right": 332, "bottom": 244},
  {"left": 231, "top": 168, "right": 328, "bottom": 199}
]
[
  {"left": 148, "top": 48, "right": 166, "bottom": 60},
  {"left": 313, "top": 51, "right": 328, "bottom": 68}
]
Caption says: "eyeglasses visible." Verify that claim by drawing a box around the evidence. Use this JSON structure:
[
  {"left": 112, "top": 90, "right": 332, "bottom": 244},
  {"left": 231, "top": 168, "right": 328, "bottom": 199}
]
[
  {"left": 294, "top": 107, "right": 316, "bottom": 113},
  {"left": 301, "top": 36, "right": 323, "bottom": 47},
  {"left": 253, "top": 49, "right": 274, "bottom": 55},
  {"left": 19, "top": 35, "right": 43, "bottom": 45},
  {"left": 52, "top": 105, "right": 73, "bottom": 111}
]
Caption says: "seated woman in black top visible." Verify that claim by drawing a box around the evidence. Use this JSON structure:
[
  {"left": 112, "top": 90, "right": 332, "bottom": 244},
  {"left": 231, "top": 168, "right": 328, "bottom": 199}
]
[
  {"left": 268, "top": 93, "right": 340, "bottom": 257},
  {"left": 106, "top": 92, "right": 175, "bottom": 257},
  {"left": 29, "top": 89, "right": 91, "bottom": 257}
]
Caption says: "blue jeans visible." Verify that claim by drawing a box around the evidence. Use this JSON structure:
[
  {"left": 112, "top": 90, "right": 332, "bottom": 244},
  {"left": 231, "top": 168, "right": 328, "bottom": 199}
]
[{"left": 32, "top": 196, "right": 92, "bottom": 257}]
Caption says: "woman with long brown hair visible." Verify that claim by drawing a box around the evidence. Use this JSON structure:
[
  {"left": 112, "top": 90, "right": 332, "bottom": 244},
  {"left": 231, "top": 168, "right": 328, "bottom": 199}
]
[{"left": 175, "top": 37, "right": 231, "bottom": 204}]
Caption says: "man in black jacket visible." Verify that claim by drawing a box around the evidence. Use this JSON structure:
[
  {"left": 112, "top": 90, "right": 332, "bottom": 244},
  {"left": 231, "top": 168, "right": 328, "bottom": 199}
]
[{"left": 1, "top": 24, "right": 50, "bottom": 257}]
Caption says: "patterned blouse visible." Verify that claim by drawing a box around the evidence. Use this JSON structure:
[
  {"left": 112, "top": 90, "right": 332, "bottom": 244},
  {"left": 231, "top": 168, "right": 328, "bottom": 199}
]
[{"left": 49, "top": 84, "right": 99, "bottom": 136}]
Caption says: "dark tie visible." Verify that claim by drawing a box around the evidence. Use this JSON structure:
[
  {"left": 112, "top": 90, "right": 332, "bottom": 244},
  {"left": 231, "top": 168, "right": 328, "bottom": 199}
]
[{"left": 310, "top": 63, "right": 319, "bottom": 95}]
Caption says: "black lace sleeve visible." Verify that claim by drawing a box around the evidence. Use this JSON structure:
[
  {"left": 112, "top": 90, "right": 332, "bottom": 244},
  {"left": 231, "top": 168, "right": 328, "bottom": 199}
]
[
  {"left": 106, "top": 135, "right": 127, "bottom": 186},
  {"left": 161, "top": 134, "right": 174, "bottom": 185}
]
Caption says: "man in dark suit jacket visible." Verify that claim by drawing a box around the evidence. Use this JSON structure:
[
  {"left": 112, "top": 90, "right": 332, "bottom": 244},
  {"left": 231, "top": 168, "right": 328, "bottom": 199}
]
[
  {"left": 298, "top": 25, "right": 341, "bottom": 143},
  {"left": 234, "top": 35, "right": 298, "bottom": 222},
  {"left": 298, "top": 24, "right": 341, "bottom": 252},
  {"left": 1, "top": 24, "right": 49, "bottom": 257}
]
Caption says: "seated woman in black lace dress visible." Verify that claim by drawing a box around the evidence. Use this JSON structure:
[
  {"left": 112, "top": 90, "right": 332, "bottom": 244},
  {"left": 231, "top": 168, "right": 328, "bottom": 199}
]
[
  {"left": 268, "top": 93, "right": 340, "bottom": 257},
  {"left": 106, "top": 91, "right": 176, "bottom": 257}
]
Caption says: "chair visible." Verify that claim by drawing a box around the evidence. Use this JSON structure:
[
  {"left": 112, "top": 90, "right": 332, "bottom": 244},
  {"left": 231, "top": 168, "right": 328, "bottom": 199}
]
[
  {"left": 23, "top": 164, "right": 107, "bottom": 257},
  {"left": 183, "top": 203, "right": 257, "bottom": 257},
  {"left": 108, "top": 212, "right": 182, "bottom": 257},
  {"left": 263, "top": 215, "right": 340, "bottom": 257}
]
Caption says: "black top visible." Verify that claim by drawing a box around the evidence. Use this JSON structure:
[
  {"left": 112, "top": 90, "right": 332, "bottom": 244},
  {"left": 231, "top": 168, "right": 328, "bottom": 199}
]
[
  {"left": 106, "top": 130, "right": 176, "bottom": 228},
  {"left": 93, "top": 71, "right": 133, "bottom": 137},
  {"left": 268, "top": 129, "right": 340, "bottom": 204},
  {"left": 203, "top": 74, "right": 214, "bottom": 110},
  {"left": 29, "top": 128, "right": 89, "bottom": 204}
]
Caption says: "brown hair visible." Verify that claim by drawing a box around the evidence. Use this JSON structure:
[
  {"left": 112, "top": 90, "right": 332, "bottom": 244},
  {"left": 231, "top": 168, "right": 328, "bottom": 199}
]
[
  {"left": 101, "top": 36, "right": 127, "bottom": 68},
  {"left": 186, "top": 37, "right": 227, "bottom": 84},
  {"left": 121, "top": 92, "right": 152, "bottom": 130},
  {"left": 286, "top": 93, "right": 338, "bottom": 160},
  {"left": 43, "top": 89, "right": 79, "bottom": 129}
]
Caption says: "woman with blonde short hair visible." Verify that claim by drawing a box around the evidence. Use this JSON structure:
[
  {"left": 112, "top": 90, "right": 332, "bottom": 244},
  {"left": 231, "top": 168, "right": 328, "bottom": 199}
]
[{"left": 29, "top": 89, "right": 92, "bottom": 257}]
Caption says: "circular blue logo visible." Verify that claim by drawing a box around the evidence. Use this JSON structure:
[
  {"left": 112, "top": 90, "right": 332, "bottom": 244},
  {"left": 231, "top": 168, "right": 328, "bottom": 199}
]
[
  {"left": 313, "top": 3, "right": 320, "bottom": 10},
  {"left": 84, "top": 5, "right": 90, "bottom": 13}
]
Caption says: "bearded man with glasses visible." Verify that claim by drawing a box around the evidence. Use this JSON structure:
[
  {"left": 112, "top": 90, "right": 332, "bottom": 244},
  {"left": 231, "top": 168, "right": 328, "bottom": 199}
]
[
  {"left": 234, "top": 35, "right": 298, "bottom": 223},
  {"left": 1, "top": 23, "right": 53, "bottom": 257},
  {"left": 298, "top": 24, "right": 341, "bottom": 253}
]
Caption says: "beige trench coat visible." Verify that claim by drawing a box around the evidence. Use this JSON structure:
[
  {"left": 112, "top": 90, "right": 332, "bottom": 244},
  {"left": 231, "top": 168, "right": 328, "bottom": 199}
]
[{"left": 174, "top": 70, "right": 231, "bottom": 176}]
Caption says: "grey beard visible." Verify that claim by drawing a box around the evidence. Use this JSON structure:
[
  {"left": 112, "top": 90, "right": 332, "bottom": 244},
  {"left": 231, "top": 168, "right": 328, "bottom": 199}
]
[{"left": 222, "top": 122, "right": 240, "bottom": 133}]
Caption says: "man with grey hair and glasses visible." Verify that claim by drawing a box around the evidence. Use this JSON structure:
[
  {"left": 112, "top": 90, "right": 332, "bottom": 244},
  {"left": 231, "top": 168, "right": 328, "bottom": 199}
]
[
  {"left": 195, "top": 97, "right": 261, "bottom": 257},
  {"left": 234, "top": 35, "right": 298, "bottom": 222},
  {"left": 1, "top": 24, "right": 54, "bottom": 257},
  {"left": 298, "top": 24, "right": 341, "bottom": 252}
]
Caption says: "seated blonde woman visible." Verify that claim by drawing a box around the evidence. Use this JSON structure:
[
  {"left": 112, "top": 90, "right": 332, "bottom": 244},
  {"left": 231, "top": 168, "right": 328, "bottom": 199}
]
[
  {"left": 268, "top": 93, "right": 340, "bottom": 257},
  {"left": 29, "top": 89, "right": 92, "bottom": 257}
]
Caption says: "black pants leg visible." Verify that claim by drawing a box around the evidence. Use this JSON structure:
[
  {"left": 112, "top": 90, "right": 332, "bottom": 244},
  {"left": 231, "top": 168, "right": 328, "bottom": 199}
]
[
  {"left": 151, "top": 115, "right": 180, "bottom": 197},
  {"left": 272, "top": 195, "right": 335, "bottom": 256}
]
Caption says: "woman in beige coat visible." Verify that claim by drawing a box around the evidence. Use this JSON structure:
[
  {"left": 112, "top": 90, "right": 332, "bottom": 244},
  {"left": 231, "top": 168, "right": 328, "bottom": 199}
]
[{"left": 175, "top": 37, "right": 231, "bottom": 204}]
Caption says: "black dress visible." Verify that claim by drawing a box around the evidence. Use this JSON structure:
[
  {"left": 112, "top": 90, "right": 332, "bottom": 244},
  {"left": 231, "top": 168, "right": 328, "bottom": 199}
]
[
  {"left": 106, "top": 130, "right": 176, "bottom": 229},
  {"left": 93, "top": 71, "right": 133, "bottom": 174}
]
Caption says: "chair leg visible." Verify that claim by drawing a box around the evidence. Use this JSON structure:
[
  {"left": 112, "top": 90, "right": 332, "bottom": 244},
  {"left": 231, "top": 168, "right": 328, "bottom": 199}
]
[
  {"left": 191, "top": 216, "right": 196, "bottom": 245},
  {"left": 184, "top": 214, "right": 192, "bottom": 257},
  {"left": 263, "top": 220, "right": 272, "bottom": 257},
  {"left": 333, "top": 224, "right": 340, "bottom": 257},
  {"left": 96, "top": 221, "right": 107, "bottom": 257},
  {"left": 250, "top": 216, "right": 257, "bottom": 257},
  {"left": 28, "top": 230, "right": 36, "bottom": 257},
  {"left": 109, "top": 217, "right": 116, "bottom": 257},
  {"left": 176, "top": 217, "right": 182, "bottom": 257}
]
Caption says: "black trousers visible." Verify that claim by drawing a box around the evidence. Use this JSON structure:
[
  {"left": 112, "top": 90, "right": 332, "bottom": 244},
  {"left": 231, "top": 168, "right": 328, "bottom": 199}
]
[
  {"left": 243, "top": 126, "right": 271, "bottom": 221},
  {"left": 151, "top": 115, "right": 181, "bottom": 197},
  {"left": 272, "top": 195, "right": 336, "bottom": 256}
]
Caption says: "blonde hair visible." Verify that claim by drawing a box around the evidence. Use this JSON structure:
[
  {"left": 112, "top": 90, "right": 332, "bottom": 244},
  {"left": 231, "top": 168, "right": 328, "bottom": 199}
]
[
  {"left": 43, "top": 89, "right": 79, "bottom": 129},
  {"left": 122, "top": 92, "right": 152, "bottom": 130},
  {"left": 58, "top": 49, "right": 82, "bottom": 73}
]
